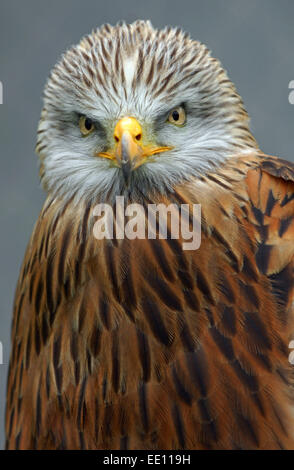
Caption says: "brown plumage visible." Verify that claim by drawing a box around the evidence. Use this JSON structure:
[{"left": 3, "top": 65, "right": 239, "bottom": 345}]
[
  {"left": 6, "top": 153, "right": 294, "bottom": 449},
  {"left": 5, "top": 21, "right": 294, "bottom": 449}
]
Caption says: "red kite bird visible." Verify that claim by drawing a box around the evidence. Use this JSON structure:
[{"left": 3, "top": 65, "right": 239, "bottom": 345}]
[{"left": 6, "top": 21, "right": 294, "bottom": 450}]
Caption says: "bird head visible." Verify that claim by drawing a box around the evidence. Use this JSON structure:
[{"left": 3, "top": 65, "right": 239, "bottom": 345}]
[{"left": 36, "top": 20, "right": 257, "bottom": 202}]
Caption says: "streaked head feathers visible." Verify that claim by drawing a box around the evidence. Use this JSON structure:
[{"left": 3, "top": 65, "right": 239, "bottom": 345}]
[{"left": 37, "top": 20, "right": 258, "bottom": 202}]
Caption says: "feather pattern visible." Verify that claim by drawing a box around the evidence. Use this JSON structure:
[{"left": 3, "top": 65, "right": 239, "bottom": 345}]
[
  {"left": 36, "top": 20, "right": 258, "bottom": 203},
  {"left": 6, "top": 153, "right": 294, "bottom": 449}
]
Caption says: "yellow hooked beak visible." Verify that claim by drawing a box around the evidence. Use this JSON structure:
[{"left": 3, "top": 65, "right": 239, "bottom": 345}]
[{"left": 97, "top": 117, "right": 172, "bottom": 182}]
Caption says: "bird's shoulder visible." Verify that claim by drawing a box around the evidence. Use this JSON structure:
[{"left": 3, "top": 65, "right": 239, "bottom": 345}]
[
  {"left": 258, "top": 154, "right": 294, "bottom": 182},
  {"left": 239, "top": 153, "right": 294, "bottom": 274}
]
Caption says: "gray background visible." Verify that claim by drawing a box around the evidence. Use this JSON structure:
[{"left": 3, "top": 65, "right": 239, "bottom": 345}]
[{"left": 0, "top": 0, "right": 293, "bottom": 449}]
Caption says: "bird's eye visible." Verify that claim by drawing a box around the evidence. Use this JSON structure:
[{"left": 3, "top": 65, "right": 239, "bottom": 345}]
[
  {"left": 79, "top": 116, "right": 95, "bottom": 136},
  {"left": 167, "top": 106, "right": 186, "bottom": 126}
]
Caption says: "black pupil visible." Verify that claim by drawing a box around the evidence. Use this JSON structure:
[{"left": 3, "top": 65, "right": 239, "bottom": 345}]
[
  {"left": 85, "top": 118, "right": 93, "bottom": 131},
  {"left": 172, "top": 110, "right": 180, "bottom": 121}
]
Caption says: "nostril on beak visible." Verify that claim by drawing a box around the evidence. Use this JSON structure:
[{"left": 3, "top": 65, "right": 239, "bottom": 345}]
[{"left": 114, "top": 133, "right": 142, "bottom": 143}]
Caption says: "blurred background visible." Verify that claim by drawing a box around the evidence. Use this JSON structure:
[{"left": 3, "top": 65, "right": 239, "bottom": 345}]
[{"left": 0, "top": 0, "right": 293, "bottom": 449}]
